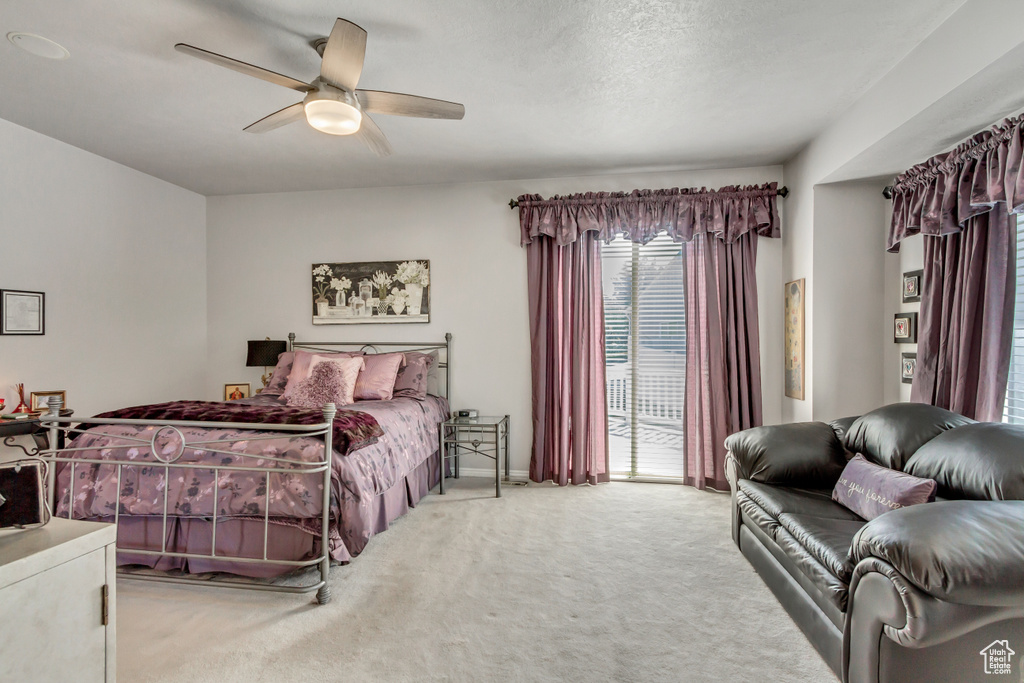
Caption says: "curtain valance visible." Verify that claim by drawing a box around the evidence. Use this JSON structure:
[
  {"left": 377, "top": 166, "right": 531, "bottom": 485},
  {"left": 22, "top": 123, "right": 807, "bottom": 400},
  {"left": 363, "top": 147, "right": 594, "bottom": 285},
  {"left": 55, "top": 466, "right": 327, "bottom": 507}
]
[
  {"left": 518, "top": 182, "right": 781, "bottom": 247},
  {"left": 888, "top": 113, "right": 1024, "bottom": 252}
]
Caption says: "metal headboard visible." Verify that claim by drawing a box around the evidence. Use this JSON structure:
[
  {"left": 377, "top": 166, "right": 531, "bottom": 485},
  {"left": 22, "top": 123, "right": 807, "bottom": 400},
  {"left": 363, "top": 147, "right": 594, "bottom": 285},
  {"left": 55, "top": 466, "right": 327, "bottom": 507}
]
[{"left": 287, "top": 332, "right": 452, "bottom": 402}]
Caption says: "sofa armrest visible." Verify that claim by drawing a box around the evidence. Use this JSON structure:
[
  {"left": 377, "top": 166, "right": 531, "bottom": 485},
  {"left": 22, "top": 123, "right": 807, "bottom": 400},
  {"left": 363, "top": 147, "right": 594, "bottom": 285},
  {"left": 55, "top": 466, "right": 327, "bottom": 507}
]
[
  {"left": 852, "top": 500, "right": 1024, "bottom": 607},
  {"left": 724, "top": 422, "right": 847, "bottom": 488}
]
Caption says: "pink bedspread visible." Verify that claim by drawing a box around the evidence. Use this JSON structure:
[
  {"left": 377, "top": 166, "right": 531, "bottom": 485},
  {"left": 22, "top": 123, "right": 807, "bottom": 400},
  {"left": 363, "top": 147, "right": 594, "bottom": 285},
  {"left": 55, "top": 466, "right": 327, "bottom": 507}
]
[{"left": 55, "top": 394, "right": 449, "bottom": 562}]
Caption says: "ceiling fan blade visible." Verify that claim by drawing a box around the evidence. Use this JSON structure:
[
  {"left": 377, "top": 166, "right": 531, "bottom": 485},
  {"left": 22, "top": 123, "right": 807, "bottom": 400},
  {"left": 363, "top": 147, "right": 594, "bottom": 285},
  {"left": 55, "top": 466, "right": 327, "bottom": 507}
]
[
  {"left": 354, "top": 114, "right": 392, "bottom": 157},
  {"left": 175, "top": 43, "right": 312, "bottom": 93},
  {"left": 356, "top": 90, "right": 465, "bottom": 120},
  {"left": 243, "top": 102, "right": 306, "bottom": 133},
  {"left": 319, "top": 18, "right": 367, "bottom": 92}
]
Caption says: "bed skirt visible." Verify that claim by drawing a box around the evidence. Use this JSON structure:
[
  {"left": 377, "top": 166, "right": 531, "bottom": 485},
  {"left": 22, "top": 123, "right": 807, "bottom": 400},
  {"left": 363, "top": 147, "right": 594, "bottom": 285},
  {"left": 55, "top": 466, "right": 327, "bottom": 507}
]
[{"left": 110, "top": 449, "right": 442, "bottom": 578}]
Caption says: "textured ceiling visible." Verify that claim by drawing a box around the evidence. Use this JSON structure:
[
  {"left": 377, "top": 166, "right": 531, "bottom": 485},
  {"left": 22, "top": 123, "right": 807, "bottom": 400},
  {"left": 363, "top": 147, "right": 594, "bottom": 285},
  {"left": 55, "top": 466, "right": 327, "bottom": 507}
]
[{"left": 1, "top": 0, "right": 964, "bottom": 195}]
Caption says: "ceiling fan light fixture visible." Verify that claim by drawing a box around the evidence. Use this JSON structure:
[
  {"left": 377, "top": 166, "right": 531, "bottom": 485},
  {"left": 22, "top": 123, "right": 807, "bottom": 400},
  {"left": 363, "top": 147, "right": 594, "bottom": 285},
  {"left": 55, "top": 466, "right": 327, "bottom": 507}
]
[{"left": 303, "top": 84, "right": 361, "bottom": 136}]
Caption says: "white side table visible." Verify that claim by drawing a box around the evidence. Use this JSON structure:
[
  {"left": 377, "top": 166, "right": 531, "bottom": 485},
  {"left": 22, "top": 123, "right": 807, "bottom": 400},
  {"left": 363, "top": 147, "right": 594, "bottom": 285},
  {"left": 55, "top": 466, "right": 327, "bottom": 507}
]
[{"left": 0, "top": 517, "right": 117, "bottom": 682}]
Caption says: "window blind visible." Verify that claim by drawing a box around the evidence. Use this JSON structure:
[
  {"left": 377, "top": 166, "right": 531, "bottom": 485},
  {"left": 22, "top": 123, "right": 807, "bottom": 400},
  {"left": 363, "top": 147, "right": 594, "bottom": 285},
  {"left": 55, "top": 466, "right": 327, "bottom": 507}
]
[
  {"left": 602, "top": 234, "right": 686, "bottom": 479},
  {"left": 1004, "top": 215, "right": 1024, "bottom": 424}
]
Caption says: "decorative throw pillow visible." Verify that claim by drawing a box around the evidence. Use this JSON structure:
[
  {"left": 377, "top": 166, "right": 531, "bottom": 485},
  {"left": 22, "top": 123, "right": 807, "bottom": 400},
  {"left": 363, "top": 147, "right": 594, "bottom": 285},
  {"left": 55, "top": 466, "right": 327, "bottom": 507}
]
[
  {"left": 353, "top": 352, "right": 405, "bottom": 401},
  {"left": 281, "top": 350, "right": 360, "bottom": 401},
  {"left": 393, "top": 352, "right": 436, "bottom": 400},
  {"left": 286, "top": 357, "right": 363, "bottom": 408},
  {"left": 832, "top": 454, "right": 937, "bottom": 521},
  {"left": 261, "top": 352, "right": 294, "bottom": 396}
]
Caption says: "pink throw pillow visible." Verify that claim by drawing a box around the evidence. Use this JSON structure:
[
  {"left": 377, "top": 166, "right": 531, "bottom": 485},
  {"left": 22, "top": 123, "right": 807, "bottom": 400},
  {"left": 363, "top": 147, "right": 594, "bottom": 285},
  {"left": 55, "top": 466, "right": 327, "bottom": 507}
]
[
  {"left": 281, "top": 350, "right": 359, "bottom": 401},
  {"left": 393, "top": 352, "right": 436, "bottom": 400},
  {"left": 353, "top": 352, "right": 405, "bottom": 401},
  {"left": 286, "top": 357, "right": 363, "bottom": 408},
  {"left": 261, "top": 352, "right": 294, "bottom": 396}
]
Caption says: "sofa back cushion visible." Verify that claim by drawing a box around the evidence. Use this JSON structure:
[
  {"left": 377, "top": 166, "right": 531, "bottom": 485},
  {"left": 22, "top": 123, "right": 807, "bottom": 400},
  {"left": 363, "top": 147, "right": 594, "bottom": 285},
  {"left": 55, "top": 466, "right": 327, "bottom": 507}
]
[
  {"left": 904, "top": 422, "right": 1024, "bottom": 500},
  {"left": 725, "top": 422, "right": 847, "bottom": 487},
  {"left": 832, "top": 454, "right": 936, "bottom": 520},
  {"left": 843, "top": 403, "right": 974, "bottom": 471}
]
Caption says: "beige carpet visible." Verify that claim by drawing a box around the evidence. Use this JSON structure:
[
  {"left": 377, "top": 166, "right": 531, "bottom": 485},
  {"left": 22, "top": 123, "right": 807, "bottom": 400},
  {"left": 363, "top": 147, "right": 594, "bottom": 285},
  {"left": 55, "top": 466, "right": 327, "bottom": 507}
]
[{"left": 117, "top": 478, "right": 835, "bottom": 682}]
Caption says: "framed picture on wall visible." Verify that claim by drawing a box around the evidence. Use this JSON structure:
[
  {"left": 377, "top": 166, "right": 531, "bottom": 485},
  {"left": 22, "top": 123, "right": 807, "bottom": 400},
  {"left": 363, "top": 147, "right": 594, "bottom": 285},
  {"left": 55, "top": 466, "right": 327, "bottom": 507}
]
[
  {"left": 311, "top": 260, "right": 430, "bottom": 325},
  {"left": 894, "top": 312, "right": 918, "bottom": 343},
  {"left": 902, "top": 269, "right": 923, "bottom": 303},
  {"left": 901, "top": 353, "right": 917, "bottom": 384},
  {"left": 0, "top": 289, "right": 45, "bottom": 335},
  {"left": 784, "top": 278, "right": 805, "bottom": 400}
]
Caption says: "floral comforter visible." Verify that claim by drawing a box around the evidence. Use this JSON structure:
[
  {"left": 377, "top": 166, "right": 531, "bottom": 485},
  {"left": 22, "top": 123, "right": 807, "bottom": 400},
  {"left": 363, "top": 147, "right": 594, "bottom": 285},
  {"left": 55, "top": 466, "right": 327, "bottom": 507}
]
[{"left": 55, "top": 394, "right": 449, "bottom": 561}]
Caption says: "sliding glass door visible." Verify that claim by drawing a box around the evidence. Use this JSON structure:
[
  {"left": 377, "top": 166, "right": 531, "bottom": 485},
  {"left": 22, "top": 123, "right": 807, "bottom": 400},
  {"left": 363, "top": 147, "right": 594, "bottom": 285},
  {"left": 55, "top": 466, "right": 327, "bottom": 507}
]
[
  {"left": 602, "top": 235, "right": 686, "bottom": 480},
  {"left": 1005, "top": 214, "right": 1024, "bottom": 424}
]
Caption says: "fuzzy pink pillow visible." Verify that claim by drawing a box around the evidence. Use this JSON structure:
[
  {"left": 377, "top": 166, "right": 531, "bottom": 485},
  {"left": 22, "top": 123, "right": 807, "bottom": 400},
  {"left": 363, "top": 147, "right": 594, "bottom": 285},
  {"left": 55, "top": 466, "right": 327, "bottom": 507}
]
[
  {"left": 286, "top": 357, "right": 363, "bottom": 408},
  {"left": 281, "top": 350, "right": 359, "bottom": 401},
  {"left": 354, "top": 352, "right": 405, "bottom": 401}
]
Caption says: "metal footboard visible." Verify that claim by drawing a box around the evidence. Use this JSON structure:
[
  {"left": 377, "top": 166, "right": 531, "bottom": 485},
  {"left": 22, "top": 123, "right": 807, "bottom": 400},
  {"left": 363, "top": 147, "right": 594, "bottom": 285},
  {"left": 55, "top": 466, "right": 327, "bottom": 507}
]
[{"left": 37, "top": 397, "right": 337, "bottom": 605}]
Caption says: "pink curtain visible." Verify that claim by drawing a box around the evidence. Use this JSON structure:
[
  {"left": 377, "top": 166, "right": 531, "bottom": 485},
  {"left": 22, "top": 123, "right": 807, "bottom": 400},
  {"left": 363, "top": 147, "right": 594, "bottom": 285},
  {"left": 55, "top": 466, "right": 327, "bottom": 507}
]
[
  {"left": 889, "top": 114, "right": 1022, "bottom": 420},
  {"left": 684, "top": 232, "right": 762, "bottom": 490},
  {"left": 526, "top": 231, "right": 609, "bottom": 485},
  {"left": 520, "top": 183, "right": 778, "bottom": 487},
  {"left": 910, "top": 207, "right": 1016, "bottom": 421}
]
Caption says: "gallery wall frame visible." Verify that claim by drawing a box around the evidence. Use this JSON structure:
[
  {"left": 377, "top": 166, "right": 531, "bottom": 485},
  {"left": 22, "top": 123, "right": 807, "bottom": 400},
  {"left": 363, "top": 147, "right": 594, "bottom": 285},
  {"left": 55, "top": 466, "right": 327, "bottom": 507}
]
[
  {"left": 1, "top": 289, "right": 44, "bottom": 335},
  {"left": 894, "top": 312, "right": 918, "bottom": 344}
]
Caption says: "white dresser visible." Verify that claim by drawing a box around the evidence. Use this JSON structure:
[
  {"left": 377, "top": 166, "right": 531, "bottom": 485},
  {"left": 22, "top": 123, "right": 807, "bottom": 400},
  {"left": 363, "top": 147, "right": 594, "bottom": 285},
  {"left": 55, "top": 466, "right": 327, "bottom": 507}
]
[{"left": 0, "top": 517, "right": 117, "bottom": 682}]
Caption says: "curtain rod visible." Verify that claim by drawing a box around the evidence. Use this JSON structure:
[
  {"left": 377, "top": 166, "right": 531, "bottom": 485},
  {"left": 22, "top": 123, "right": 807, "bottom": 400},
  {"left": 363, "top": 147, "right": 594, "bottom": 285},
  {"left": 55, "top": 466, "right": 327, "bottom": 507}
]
[
  {"left": 883, "top": 186, "right": 894, "bottom": 199},
  {"left": 508, "top": 185, "right": 789, "bottom": 209}
]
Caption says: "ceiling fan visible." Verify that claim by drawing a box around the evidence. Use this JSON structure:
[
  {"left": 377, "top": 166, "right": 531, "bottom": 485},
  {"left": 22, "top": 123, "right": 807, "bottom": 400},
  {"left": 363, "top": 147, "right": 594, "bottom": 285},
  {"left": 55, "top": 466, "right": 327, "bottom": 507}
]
[{"left": 174, "top": 18, "right": 465, "bottom": 157}]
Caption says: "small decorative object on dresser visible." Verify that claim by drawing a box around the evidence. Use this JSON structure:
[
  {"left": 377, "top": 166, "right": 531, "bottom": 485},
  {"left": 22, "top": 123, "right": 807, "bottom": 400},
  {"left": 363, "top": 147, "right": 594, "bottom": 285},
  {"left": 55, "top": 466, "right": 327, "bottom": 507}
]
[
  {"left": 901, "top": 269, "right": 923, "bottom": 304},
  {"left": 30, "top": 390, "right": 66, "bottom": 413},
  {"left": 246, "top": 338, "right": 287, "bottom": 388},
  {"left": 312, "top": 260, "right": 430, "bottom": 325},
  {"left": 11, "top": 383, "right": 30, "bottom": 414},
  {"left": 0, "top": 289, "right": 45, "bottom": 335},
  {"left": 894, "top": 312, "right": 918, "bottom": 343},
  {"left": 224, "top": 383, "right": 250, "bottom": 401},
  {"left": 901, "top": 352, "right": 917, "bottom": 384}
]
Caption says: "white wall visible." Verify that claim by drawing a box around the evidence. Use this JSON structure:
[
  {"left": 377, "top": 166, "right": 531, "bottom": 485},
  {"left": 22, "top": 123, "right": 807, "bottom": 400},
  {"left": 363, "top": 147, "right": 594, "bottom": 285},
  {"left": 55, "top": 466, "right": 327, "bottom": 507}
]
[
  {"left": 883, "top": 235, "right": 923, "bottom": 404},
  {"left": 0, "top": 118, "right": 207, "bottom": 440},
  {"left": 781, "top": 0, "right": 1024, "bottom": 422},
  {"left": 206, "top": 166, "right": 784, "bottom": 475},
  {"left": 811, "top": 181, "right": 888, "bottom": 419}
]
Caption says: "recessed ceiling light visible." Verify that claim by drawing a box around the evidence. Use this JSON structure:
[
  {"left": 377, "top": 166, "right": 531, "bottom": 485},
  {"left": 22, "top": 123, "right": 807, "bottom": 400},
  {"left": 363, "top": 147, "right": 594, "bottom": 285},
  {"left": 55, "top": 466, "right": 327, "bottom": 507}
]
[{"left": 7, "top": 32, "right": 69, "bottom": 60}]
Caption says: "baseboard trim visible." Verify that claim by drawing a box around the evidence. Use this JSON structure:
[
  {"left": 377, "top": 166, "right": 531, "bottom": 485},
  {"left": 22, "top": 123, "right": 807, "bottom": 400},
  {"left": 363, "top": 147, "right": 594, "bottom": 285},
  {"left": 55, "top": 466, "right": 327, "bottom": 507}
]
[{"left": 450, "top": 466, "right": 531, "bottom": 481}]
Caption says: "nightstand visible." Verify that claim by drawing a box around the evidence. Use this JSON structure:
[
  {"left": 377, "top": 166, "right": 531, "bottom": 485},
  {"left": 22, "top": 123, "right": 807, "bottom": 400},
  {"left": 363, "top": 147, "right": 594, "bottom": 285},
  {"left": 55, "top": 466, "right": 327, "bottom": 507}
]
[
  {"left": 438, "top": 415, "right": 509, "bottom": 498},
  {"left": 0, "top": 410, "right": 74, "bottom": 457}
]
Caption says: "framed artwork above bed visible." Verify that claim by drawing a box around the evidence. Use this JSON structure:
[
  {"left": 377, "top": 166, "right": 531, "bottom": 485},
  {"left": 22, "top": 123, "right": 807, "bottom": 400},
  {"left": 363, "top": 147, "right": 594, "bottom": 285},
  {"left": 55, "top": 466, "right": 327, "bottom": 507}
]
[{"left": 312, "top": 260, "right": 430, "bottom": 325}]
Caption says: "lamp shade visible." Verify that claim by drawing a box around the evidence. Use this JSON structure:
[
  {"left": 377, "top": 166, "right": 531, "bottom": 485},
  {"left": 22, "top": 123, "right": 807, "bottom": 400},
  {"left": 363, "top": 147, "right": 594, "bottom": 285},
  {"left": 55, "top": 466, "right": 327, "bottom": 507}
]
[{"left": 246, "top": 339, "right": 287, "bottom": 367}]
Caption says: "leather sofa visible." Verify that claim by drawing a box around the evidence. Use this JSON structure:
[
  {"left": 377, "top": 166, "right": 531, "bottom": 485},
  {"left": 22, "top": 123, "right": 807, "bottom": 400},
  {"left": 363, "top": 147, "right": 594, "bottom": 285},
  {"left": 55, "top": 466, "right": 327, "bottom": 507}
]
[{"left": 725, "top": 403, "right": 1024, "bottom": 683}]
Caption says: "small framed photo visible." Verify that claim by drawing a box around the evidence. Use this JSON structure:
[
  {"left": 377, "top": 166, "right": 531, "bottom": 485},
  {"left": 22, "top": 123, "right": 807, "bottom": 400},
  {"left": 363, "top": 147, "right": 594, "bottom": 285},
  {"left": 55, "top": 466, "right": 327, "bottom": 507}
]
[
  {"left": 30, "top": 390, "right": 66, "bottom": 412},
  {"left": 894, "top": 312, "right": 918, "bottom": 343},
  {"left": 1, "top": 290, "right": 45, "bottom": 335},
  {"left": 224, "top": 383, "right": 251, "bottom": 401},
  {"left": 901, "top": 353, "right": 917, "bottom": 384},
  {"left": 902, "top": 269, "right": 923, "bottom": 304}
]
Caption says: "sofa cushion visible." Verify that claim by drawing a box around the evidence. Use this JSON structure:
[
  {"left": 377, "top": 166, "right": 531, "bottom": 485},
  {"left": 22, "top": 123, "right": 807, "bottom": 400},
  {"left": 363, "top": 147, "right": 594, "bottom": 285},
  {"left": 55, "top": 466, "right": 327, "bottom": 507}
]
[
  {"left": 851, "top": 500, "right": 1024, "bottom": 607},
  {"left": 725, "top": 422, "right": 847, "bottom": 487},
  {"left": 777, "top": 513, "right": 865, "bottom": 582},
  {"left": 904, "top": 422, "right": 1024, "bottom": 500},
  {"left": 738, "top": 481, "right": 862, "bottom": 523},
  {"left": 827, "top": 415, "right": 860, "bottom": 444},
  {"left": 775, "top": 527, "right": 852, "bottom": 612},
  {"left": 844, "top": 403, "right": 974, "bottom": 471}
]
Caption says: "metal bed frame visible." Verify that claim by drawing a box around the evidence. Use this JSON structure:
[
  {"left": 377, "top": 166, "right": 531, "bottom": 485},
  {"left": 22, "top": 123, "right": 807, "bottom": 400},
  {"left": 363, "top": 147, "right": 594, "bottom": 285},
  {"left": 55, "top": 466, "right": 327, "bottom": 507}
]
[{"left": 35, "top": 333, "right": 452, "bottom": 605}]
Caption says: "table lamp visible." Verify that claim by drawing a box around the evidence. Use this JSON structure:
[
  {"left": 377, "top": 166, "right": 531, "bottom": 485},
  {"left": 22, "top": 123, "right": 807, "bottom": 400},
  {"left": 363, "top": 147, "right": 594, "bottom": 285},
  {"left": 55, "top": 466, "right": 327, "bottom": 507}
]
[{"left": 246, "top": 338, "right": 287, "bottom": 389}]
